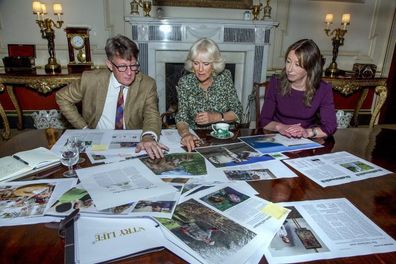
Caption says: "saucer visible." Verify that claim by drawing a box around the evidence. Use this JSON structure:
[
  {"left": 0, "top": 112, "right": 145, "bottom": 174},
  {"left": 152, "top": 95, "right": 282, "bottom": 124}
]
[{"left": 210, "top": 131, "right": 234, "bottom": 139}]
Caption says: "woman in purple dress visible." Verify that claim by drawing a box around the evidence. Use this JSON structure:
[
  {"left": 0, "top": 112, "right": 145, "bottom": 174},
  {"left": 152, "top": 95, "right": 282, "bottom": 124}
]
[{"left": 259, "top": 39, "right": 337, "bottom": 138}]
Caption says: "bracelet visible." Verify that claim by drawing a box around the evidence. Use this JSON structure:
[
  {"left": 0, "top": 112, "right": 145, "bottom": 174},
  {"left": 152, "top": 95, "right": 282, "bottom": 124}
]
[{"left": 311, "top": 127, "right": 317, "bottom": 138}]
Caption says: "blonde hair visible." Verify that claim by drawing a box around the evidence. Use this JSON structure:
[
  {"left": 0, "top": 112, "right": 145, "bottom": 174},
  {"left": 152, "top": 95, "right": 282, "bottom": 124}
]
[{"left": 184, "top": 38, "right": 225, "bottom": 76}]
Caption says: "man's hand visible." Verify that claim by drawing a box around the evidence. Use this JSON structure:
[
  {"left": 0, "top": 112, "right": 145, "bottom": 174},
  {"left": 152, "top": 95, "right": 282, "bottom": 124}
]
[{"left": 135, "top": 135, "right": 169, "bottom": 159}]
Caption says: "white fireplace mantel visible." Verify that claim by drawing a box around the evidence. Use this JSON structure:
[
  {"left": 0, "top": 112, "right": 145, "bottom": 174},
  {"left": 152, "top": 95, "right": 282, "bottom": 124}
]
[{"left": 125, "top": 16, "right": 278, "bottom": 114}]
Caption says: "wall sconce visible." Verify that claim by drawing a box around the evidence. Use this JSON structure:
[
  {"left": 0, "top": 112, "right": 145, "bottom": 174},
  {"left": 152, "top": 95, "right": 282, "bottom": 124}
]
[
  {"left": 323, "top": 13, "right": 351, "bottom": 77},
  {"left": 130, "top": 0, "right": 152, "bottom": 17},
  {"left": 32, "top": 1, "right": 64, "bottom": 74}
]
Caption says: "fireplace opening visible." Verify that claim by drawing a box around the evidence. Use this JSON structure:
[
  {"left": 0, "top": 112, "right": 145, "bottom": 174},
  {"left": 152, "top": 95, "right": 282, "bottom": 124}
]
[{"left": 164, "top": 63, "right": 236, "bottom": 126}]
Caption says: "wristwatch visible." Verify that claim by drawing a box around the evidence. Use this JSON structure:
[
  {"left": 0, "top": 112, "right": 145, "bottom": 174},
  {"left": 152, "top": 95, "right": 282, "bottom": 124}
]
[{"left": 311, "top": 127, "right": 317, "bottom": 138}]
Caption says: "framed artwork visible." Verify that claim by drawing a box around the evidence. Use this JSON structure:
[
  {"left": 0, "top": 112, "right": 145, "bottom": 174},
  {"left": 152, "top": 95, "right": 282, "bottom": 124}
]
[{"left": 153, "top": 0, "right": 253, "bottom": 9}]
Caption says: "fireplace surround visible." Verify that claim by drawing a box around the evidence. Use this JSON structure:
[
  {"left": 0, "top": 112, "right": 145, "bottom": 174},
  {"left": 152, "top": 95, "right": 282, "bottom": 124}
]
[{"left": 125, "top": 16, "right": 278, "bottom": 121}]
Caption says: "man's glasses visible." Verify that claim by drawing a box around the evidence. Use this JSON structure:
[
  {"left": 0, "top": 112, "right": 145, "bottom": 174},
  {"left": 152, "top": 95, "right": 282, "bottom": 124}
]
[{"left": 111, "top": 61, "right": 140, "bottom": 72}]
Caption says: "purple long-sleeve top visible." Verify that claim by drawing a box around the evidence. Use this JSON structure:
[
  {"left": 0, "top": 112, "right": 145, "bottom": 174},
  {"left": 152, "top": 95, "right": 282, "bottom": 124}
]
[{"left": 259, "top": 76, "right": 337, "bottom": 136}]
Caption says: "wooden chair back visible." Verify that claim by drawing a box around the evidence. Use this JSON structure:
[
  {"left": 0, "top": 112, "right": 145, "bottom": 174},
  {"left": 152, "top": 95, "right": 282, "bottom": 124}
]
[{"left": 254, "top": 81, "right": 268, "bottom": 128}]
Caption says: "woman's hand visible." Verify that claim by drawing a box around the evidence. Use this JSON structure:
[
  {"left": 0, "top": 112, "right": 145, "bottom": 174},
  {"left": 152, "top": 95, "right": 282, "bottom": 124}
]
[
  {"left": 180, "top": 133, "right": 201, "bottom": 152},
  {"left": 276, "top": 123, "right": 305, "bottom": 138},
  {"left": 195, "top": 112, "right": 219, "bottom": 125}
]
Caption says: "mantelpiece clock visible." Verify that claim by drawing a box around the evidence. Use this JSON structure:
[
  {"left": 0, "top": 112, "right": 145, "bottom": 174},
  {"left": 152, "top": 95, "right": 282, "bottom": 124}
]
[{"left": 65, "top": 27, "right": 92, "bottom": 73}]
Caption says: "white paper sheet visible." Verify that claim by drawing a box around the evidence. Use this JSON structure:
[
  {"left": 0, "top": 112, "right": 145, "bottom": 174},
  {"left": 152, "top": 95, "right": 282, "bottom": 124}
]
[
  {"left": 76, "top": 159, "right": 177, "bottom": 210},
  {"left": 264, "top": 198, "right": 396, "bottom": 264},
  {"left": 0, "top": 178, "right": 77, "bottom": 226},
  {"left": 283, "top": 151, "right": 392, "bottom": 187}
]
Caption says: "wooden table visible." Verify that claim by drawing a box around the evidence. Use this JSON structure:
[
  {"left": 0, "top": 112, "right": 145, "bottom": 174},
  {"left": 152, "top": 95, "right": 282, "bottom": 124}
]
[
  {"left": 0, "top": 70, "right": 81, "bottom": 139},
  {"left": 322, "top": 77, "right": 388, "bottom": 128},
  {"left": 0, "top": 127, "right": 395, "bottom": 263}
]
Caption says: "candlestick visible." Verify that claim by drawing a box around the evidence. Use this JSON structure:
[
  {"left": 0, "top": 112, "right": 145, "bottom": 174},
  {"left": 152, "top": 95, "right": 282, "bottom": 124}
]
[
  {"left": 323, "top": 13, "right": 351, "bottom": 77},
  {"left": 32, "top": 1, "right": 64, "bottom": 74}
]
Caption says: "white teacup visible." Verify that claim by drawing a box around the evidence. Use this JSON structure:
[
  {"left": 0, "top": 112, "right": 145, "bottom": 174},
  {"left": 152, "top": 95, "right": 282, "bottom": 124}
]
[{"left": 211, "top": 123, "right": 230, "bottom": 138}]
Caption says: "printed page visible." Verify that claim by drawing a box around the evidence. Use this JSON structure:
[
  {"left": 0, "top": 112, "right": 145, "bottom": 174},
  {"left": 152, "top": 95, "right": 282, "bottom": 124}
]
[
  {"left": 240, "top": 134, "right": 322, "bottom": 154},
  {"left": 264, "top": 198, "right": 396, "bottom": 264},
  {"left": 195, "top": 142, "right": 276, "bottom": 168},
  {"left": 220, "top": 159, "right": 298, "bottom": 182},
  {"left": 13, "top": 147, "right": 60, "bottom": 169},
  {"left": 0, "top": 156, "right": 32, "bottom": 182},
  {"left": 159, "top": 128, "right": 198, "bottom": 153},
  {"left": 76, "top": 159, "right": 177, "bottom": 210},
  {"left": 74, "top": 216, "right": 167, "bottom": 264},
  {"left": 139, "top": 152, "right": 207, "bottom": 179},
  {"left": 157, "top": 198, "right": 269, "bottom": 264},
  {"left": 51, "top": 129, "right": 107, "bottom": 154},
  {"left": 284, "top": 151, "right": 392, "bottom": 187},
  {"left": 182, "top": 183, "right": 289, "bottom": 236},
  {"left": 0, "top": 178, "right": 77, "bottom": 227}
]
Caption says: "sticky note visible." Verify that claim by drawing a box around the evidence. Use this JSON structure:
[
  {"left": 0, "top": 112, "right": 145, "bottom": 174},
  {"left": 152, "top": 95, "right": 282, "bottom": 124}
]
[
  {"left": 261, "top": 203, "right": 288, "bottom": 219},
  {"left": 91, "top": 144, "right": 107, "bottom": 151}
]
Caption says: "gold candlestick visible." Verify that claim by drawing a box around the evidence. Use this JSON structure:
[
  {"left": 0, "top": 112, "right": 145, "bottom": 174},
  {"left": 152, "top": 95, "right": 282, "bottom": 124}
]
[
  {"left": 33, "top": 1, "right": 64, "bottom": 74},
  {"left": 323, "top": 13, "right": 350, "bottom": 77}
]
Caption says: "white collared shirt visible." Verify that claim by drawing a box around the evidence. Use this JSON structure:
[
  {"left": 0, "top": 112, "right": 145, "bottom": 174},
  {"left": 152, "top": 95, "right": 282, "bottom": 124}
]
[
  {"left": 97, "top": 73, "right": 128, "bottom": 129},
  {"left": 95, "top": 73, "right": 158, "bottom": 141}
]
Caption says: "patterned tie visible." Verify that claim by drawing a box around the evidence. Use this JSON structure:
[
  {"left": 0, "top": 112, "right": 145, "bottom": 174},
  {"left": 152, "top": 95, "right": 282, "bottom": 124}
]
[{"left": 115, "top": 86, "right": 125, "bottom": 130}]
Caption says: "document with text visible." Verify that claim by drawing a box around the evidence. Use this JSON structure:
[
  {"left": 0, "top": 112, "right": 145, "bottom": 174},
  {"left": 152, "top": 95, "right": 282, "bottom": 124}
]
[
  {"left": 283, "top": 151, "right": 392, "bottom": 187},
  {"left": 76, "top": 159, "right": 177, "bottom": 210},
  {"left": 264, "top": 198, "right": 396, "bottom": 263}
]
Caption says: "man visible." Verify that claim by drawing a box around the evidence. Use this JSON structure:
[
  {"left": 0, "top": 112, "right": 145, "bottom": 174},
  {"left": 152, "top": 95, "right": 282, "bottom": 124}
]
[{"left": 56, "top": 35, "right": 167, "bottom": 159}]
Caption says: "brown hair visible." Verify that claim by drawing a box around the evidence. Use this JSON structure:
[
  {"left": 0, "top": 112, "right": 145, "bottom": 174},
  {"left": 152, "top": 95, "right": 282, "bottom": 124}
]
[
  {"left": 105, "top": 34, "right": 139, "bottom": 61},
  {"left": 280, "top": 39, "right": 323, "bottom": 106}
]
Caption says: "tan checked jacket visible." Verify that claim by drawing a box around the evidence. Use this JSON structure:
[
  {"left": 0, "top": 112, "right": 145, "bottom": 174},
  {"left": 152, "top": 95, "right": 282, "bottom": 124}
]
[{"left": 56, "top": 69, "right": 161, "bottom": 137}]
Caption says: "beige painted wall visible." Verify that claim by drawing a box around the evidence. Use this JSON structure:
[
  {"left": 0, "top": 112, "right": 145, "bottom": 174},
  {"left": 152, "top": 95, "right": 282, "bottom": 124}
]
[{"left": 0, "top": 0, "right": 394, "bottom": 76}]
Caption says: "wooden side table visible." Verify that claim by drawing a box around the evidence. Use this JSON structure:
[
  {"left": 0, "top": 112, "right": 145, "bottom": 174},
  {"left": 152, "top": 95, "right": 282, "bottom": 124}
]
[
  {"left": 0, "top": 70, "right": 81, "bottom": 139},
  {"left": 322, "top": 77, "right": 387, "bottom": 127}
]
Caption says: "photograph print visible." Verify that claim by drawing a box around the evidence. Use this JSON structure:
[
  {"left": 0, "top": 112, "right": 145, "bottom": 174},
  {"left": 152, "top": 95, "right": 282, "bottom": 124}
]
[
  {"left": 157, "top": 199, "right": 256, "bottom": 263},
  {"left": 269, "top": 206, "right": 330, "bottom": 257},
  {"left": 200, "top": 187, "right": 249, "bottom": 211},
  {"left": 0, "top": 183, "right": 55, "bottom": 220},
  {"left": 195, "top": 142, "right": 274, "bottom": 168},
  {"left": 140, "top": 153, "right": 207, "bottom": 176},
  {"left": 223, "top": 168, "right": 276, "bottom": 181},
  {"left": 240, "top": 134, "right": 321, "bottom": 154}
]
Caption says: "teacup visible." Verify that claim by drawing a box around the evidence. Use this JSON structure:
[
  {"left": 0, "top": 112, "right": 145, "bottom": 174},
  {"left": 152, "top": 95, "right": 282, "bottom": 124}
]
[{"left": 211, "top": 123, "right": 230, "bottom": 138}]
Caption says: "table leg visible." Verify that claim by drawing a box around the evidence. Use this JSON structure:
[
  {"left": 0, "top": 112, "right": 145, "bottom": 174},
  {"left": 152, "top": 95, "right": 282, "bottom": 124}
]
[
  {"left": 6, "top": 85, "right": 23, "bottom": 130},
  {"left": 369, "top": 85, "right": 387, "bottom": 128},
  {"left": 351, "top": 88, "right": 368, "bottom": 127},
  {"left": 0, "top": 101, "right": 11, "bottom": 140}
]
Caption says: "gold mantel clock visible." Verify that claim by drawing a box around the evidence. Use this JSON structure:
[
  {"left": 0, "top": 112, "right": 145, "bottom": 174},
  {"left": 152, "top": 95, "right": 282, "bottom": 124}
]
[{"left": 65, "top": 27, "right": 93, "bottom": 73}]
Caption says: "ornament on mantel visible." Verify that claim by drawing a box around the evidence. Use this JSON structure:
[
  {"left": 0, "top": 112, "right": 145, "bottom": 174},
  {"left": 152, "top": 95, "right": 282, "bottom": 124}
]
[{"left": 263, "top": 0, "right": 272, "bottom": 20}]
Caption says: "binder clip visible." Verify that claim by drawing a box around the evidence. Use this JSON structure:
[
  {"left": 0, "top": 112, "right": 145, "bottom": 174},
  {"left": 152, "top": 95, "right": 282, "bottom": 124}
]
[{"left": 58, "top": 209, "right": 80, "bottom": 239}]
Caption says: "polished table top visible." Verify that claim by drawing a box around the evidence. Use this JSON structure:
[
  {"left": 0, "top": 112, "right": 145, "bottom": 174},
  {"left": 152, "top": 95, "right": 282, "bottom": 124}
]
[{"left": 0, "top": 127, "right": 395, "bottom": 263}]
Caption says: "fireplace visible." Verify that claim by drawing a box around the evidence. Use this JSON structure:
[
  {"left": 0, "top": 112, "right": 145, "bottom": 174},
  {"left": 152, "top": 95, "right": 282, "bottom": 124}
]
[{"left": 125, "top": 16, "right": 278, "bottom": 124}]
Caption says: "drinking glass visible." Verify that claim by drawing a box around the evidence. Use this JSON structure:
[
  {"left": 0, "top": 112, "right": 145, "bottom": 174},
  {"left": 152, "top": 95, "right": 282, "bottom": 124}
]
[
  {"left": 60, "top": 146, "right": 79, "bottom": 178},
  {"left": 68, "top": 136, "right": 86, "bottom": 164}
]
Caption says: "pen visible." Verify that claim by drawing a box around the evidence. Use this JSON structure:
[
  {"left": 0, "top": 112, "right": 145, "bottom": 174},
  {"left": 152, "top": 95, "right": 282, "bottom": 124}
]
[{"left": 13, "top": 155, "right": 29, "bottom": 165}]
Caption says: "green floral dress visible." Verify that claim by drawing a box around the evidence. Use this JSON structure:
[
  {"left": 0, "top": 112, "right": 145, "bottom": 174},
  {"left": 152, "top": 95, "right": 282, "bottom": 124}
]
[{"left": 175, "top": 69, "right": 243, "bottom": 129}]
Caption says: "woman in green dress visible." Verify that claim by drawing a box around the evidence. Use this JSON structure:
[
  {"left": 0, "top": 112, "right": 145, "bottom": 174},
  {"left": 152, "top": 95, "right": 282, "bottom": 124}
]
[{"left": 176, "top": 38, "right": 243, "bottom": 152}]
